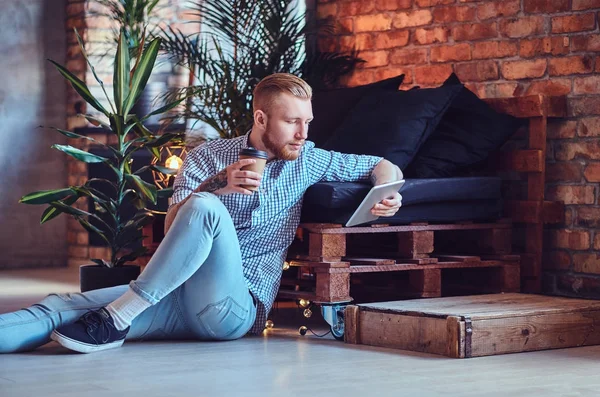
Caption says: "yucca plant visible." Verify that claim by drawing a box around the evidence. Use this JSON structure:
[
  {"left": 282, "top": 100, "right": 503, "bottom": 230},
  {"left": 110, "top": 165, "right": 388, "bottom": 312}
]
[
  {"left": 19, "top": 30, "right": 184, "bottom": 268},
  {"left": 158, "top": 0, "right": 363, "bottom": 139}
]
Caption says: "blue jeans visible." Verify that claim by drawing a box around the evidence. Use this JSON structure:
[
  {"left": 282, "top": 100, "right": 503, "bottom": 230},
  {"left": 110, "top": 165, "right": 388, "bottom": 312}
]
[{"left": 0, "top": 192, "right": 257, "bottom": 353}]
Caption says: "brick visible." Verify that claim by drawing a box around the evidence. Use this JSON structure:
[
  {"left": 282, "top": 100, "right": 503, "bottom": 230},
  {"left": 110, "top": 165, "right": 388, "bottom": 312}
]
[
  {"left": 360, "top": 50, "right": 390, "bottom": 68},
  {"left": 414, "top": 64, "right": 453, "bottom": 86},
  {"left": 524, "top": 0, "right": 569, "bottom": 13},
  {"left": 573, "top": 0, "right": 600, "bottom": 10},
  {"left": 546, "top": 162, "right": 583, "bottom": 182},
  {"left": 499, "top": 17, "right": 545, "bottom": 38},
  {"left": 576, "top": 207, "right": 600, "bottom": 227},
  {"left": 526, "top": 79, "right": 572, "bottom": 97},
  {"left": 345, "top": 69, "right": 376, "bottom": 87},
  {"left": 338, "top": 18, "right": 354, "bottom": 34},
  {"left": 472, "top": 40, "right": 517, "bottom": 59},
  {"left": 584, "top": 163, "right": 600, "bottom": 182},
  {"left": 555, "top": 140, "right": 600, "bottom": 160},
  {"left": 432, "top": 6, "right": 476, "bottom": 23},
  {"left": 454, "top": 60, "right": 498, "bottom": 81},
  {"left": 393, "top": 10, "right": 432, "bottom": 28},
  {"left": 549, "top": 229, "right": 591, "bottom": 250},
  {"left": 571, "top": 34, "right": 600, "bottom": 52},
  {"left": 556, "top": 274, "right": 600, "bottom": 296},
  {"left": 413, "top": 27, "right": 449, "bottom": 45},
  {"left": 390, "top": 48, "right": 429, "bottom": 65},
  {"left": 76, "top": 231, "right": 89, "bottom": 246},
  {"left": 543, "top": 250, "right": 571, "bottom": 271},
  {"left": 374, "top": 30, "right": 410, "bottom": 49},
  {"left": 549, "top": 55, "right": 594, "bottom": 76},
  {"left": 552, "top": 13, "right": 596, "bottom": 34},
  {"left": 415, "top": 0, "right": 453, "bottom": 6},
  {"left": 570, "top": 97, "right": 600, "bottom": 117},
  {"left": 452, "top": 22, "right": 497, "bottom": 41},
  {"left": 546, "top": 185, "right": 596, "bottom": 205},
  {"left": 565, "top": 207, "right": 574, "bottom": 226},
  {"left": 548, "top": 120, "right": 577, "bottom": 139},
  {"left": 494, "top": 82, "right": 521, "bottom": 97},
  {"left": 579, "top": 117, "right": 600, "bottom": 137},
  {"left": 574, "top": 76, "right": 600, "bottom": 95},
  {"left": 317, "top": 3, "right": 337, "bottom": 18},
  {"left": 89, "top": 247, "right": 111, "bottom": 259},
  {"left": 374, "top": 67, "right": 413, "bottom": 84},
  {"left": 519, "top": 37, "right": 570, "bottom": 58},
  {"left": 68, "top": 245, "right": 89, "bottom": 259},
  {"left": 355, "top": 14, "right": 393, "bottom": 32},
  {"left": 501, "top": 59, "right": 546, "bottom": 80},
  {"left": 339, "top": 34, "right": 374, "bottom": 51},
  {"left": 431, "top": 44, "right": 471, "bottom": 63},
  {"left": 573, "top": 253, "right": 600, "bottom": 274},
  {"left": 337, "top": 1, "right": 373, "bottom": 17},
  {"left": 477, "top": 0, "right": 520, "bottom": 20},
  {"left": 594, "top": 234, "right": 600, "bottom": 250},
  {"left": 375, "top": 0, "right": 413, "bottom": 11}
]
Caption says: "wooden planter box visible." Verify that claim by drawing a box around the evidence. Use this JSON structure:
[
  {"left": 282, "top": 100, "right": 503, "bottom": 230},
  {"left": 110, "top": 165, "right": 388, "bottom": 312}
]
[{"left": 345, "top": 293, "right": 600, "bottom": 358}]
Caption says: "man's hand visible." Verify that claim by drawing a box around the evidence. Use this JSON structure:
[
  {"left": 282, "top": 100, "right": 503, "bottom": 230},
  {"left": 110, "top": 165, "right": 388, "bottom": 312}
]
[
  {"left": 371, "top": 191, "right": 402, "bottom": 217},
  {"left": 197, "top": 158, "right": 262, "bottom": 196}
]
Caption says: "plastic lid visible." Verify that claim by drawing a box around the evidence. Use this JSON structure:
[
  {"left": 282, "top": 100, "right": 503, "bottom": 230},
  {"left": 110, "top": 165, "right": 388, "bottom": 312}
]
[{"left": 240, "top": 147, "right": 268, "bottom": 159}]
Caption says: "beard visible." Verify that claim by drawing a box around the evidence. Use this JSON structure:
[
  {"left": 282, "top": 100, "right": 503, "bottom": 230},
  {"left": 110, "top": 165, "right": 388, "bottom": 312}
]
[{"left": 261, "top": 125, "right": 304, "bottom": 161}]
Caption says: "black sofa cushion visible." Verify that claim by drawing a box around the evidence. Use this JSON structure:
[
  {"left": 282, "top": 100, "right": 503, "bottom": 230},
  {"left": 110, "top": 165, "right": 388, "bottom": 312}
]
[
  {"left": 322, "top": 84, "right": 463, "bottom": 170},
  {"left": 309, "top": 74, "right": 405, "bottom": 147},
  {"left": 404, "top": 73, "right": 524, "bottom": 178},
  {"left": 300, "top": 177, "right": 503, "bottom": 225}
]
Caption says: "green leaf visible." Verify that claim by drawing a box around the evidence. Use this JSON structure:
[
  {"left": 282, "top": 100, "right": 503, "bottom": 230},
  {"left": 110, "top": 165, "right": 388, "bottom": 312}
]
[
  {"left": 140, "top": 97, "right": 185, "bottom": 122},
  {"left": 90, "top": 258, "right": 111, "bottom": 267},
  {"left": 144, "top": 133, "right": 181, "bottom": 148},
  {"left": 77, "top": 217, "right": 111, "bottom": 246},
  {"left": 47, "top": 126, "right": 121, "bottom": 160},
  {"left": 48, "top": 59, "right": 109, "bottom": 116},
  {"left": 123, "top": 37, "right": 162, "bottom": 116},
  {"left": 115, "top": 247, "right": 149, "bottom": 267},
  {"left": 157, "top": 187, "right": 174, "bottom": 199},
  {"left": 40, "top": 195, "right": 79, "bottom": 223},
  {"left": 52, "top": 144, "right": 107, "bottom": 163},
  {"left": 79, "top": 114, "right": 110, "bottom": 129},
  {"left": 125, "top": 174, "right": 157, "bottom": 205},
  {"left": 20, "top": 187, "right": 76, "bottom": 205},
  {"left": 50, "top": 200, "right": 114, "bottom": 234},
  {"left": 114, "top": 30, "right": 131, "bottom": 114}
]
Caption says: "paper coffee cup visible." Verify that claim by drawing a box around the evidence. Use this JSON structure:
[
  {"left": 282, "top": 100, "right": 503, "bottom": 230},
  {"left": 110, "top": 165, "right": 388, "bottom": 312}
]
[{"left": 239, "top": 147, "right": 268, "bottom": 191}]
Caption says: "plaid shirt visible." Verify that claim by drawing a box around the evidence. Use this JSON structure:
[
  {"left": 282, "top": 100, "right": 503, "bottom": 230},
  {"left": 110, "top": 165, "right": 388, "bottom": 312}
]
[{"left": 171, "top": 132, "right": 383, "bottom": 334}]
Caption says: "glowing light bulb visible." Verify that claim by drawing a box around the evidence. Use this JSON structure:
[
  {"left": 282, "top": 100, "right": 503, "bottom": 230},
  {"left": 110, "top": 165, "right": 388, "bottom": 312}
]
[
  {"left": 299, "top": 299, "right": 310, "bottom": 308},
  {"left": 303, "top": 308, "right": 312, "bottom": 318},
  {"left": 282, "top": 261, "right": 290, "bottom": 270},
  {"left": 265, "top": 320, "right": 274, "bottom": 329},
  {"left": 165, "top": 155, "right": 183, "bottom": 170},
  {"left": 299, "top": 326, "right": 308, "bottom": 336}
]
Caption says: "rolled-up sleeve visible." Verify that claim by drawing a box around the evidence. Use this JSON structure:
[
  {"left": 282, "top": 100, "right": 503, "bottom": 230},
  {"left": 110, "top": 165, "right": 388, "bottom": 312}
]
[
  {"left": 170, "top": 145, "right": 216, "bottom": 208},
  {"left": 304, "top": 142, "right": 383, "bottom": 184}
]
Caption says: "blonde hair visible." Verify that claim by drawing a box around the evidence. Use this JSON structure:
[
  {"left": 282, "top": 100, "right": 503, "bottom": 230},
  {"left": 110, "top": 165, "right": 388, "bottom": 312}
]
[{"left": 253, "top": 73, "right": 312, "bottom": 114}]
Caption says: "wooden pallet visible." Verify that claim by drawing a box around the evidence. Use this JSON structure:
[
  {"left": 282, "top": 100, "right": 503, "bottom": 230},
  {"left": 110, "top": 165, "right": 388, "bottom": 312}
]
[
  {"left": 281, "top": 221, "right": 520, "bottom": 303},
  {"left": 345, "top": 293, "right": 600, "bottom": 358}
]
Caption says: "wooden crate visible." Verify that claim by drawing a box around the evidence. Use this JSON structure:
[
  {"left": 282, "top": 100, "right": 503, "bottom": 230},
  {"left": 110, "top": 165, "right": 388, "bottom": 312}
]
[{"left": 345, "top": 293, "right": 600, "bottom": 358}]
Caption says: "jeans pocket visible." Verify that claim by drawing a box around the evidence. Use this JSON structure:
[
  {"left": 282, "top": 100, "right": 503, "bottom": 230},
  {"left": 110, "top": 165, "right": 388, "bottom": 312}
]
[{"left": 195, "top": 296, "right": 249, "bottom": 340}]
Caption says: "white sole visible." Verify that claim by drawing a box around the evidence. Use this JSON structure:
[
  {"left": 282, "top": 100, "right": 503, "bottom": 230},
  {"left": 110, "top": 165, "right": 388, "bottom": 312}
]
[{"left": 50, "top": 330, "right": 124, "bottom": 354}]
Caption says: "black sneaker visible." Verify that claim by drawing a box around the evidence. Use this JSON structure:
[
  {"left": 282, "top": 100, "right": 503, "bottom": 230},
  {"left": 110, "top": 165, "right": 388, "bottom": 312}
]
[{"left": 51, "top": 308, "right": 129, "bottom": 353}]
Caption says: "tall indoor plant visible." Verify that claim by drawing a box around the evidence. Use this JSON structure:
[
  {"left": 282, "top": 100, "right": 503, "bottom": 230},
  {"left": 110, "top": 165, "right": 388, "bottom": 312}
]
[
  {"left": 158, "top": 0, "right": 363, "bottom": 139},
  {"left": 20, "top": 30, "right": 184, "bottom": 291}
]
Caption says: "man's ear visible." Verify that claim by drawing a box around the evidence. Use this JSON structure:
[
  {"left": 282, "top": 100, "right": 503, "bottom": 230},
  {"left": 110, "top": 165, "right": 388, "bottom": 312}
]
[{"left": 254, "top": 110, "right": 267, "bottom": 128}]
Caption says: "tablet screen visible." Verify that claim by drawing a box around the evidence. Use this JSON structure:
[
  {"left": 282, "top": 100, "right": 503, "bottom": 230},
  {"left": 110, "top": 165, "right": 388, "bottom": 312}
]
[{"left": 345, "top": 180, "right": 405, "bottom": 227}]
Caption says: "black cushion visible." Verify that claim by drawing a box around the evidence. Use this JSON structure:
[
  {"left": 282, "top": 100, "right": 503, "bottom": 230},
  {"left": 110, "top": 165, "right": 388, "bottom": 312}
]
[
  {"left": 300, "top": 177, "right": 503, "bottom": 225},
  {"left": 322, "top": 84, "right": 463, "bottom": 170},
  {"left": 404, "top": 73, "right": 525, "bottom": 178},
  {"left": 309, "top": 74, "right": 405, "bottom": 147}
]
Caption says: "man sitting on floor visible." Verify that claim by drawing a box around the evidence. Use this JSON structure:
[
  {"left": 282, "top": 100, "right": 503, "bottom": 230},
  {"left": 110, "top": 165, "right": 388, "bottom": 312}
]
[{"left": 0, "top": 73, "right": 402, "bottom": 354}]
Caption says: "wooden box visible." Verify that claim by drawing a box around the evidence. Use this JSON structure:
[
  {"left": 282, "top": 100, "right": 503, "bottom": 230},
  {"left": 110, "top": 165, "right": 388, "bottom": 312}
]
[{"left": 345, "top": 293, "right": 600, "bottom": 358}]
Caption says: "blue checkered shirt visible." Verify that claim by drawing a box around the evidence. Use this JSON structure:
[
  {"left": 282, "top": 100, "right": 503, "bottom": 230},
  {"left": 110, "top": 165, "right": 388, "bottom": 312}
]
[{"left": 171, "top": 132, "right": 383, "bottom": 334}]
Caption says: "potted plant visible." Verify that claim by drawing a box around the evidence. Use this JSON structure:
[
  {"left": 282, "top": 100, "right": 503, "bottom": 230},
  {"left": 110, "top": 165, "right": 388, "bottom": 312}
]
[{"left": 19, "top": 30, "right": 184, "bottom": 292}]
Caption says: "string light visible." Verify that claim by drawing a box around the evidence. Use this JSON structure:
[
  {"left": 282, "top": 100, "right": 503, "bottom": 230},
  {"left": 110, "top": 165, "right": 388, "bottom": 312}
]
[
  {"left": 265, "top": 320, "right": 274, "bottom": 329},
  {"left": 282, "top": 261, "right": 290, "bottom": 270},
  {"left": 299, "top": 298, "right": 310, "bottom": 308},
  {"left": 299, "top": 326, "right": 308, "bottom": 336},
  {"left": 303, "top": 308, "right": 312, "bottom": 318}
]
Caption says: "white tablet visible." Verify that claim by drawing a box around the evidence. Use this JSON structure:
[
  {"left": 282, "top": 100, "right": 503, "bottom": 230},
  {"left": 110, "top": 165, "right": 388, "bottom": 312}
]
[{"left": 345, "top": 180, "right": 405, "bottom": 227}]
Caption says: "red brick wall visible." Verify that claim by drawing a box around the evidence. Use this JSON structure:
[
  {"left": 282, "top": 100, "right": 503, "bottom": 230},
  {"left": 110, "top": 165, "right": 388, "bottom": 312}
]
[{"left": 317, "top": 0, "right": 600, "bottom": 298}]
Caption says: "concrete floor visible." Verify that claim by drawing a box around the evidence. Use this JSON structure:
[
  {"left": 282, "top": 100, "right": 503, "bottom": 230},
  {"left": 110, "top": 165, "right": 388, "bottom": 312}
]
[{"left": 1, "top": 267, "right": 600, "bottom": 397}]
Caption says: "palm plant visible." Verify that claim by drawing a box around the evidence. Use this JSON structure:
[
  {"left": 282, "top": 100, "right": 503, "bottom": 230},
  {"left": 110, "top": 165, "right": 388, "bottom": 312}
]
[
  {"left": 158, "top": 0, "right": 363, "bottom": 139},
  {"left": 19, "top": 30, "right": 184, "bottom": 268}
]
